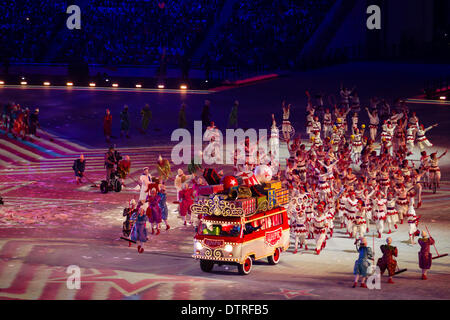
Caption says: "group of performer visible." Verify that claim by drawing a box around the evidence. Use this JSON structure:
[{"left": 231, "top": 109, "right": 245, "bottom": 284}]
[
  {"left": 1, "top": 103, "right": 41, "bottom": 139},
  {"left": 275, "top": 86, "right": 446, "bottom": 283},
  {"left": 112, "top": 84, "right": 445, "bottom": 283}
]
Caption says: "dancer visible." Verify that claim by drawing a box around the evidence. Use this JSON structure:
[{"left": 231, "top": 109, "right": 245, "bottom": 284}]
[
  {"left": 352, "top": 237, "right": 373, "bottom": 288},
  {"left": 103, "top": 109, "right": 112, "bottom": 143},
  {"left": 418, "top": 230, "right": 435, "bottom": 280},
  {"left": 416, "top": 123, "right": 438, "bottom": 150},
  {"left": 290, "top": 204, "right": 308, "bottom": 253},
  {"left": 376, "top": 237, "right": 398, "bottom": 284},
  {"left": 140, "top": 104, "right": 152, "bottom": 134},
  {"left": 147, "top": 188, "right": 162, "bottom": 235},
  {"left": 373, "top": 191, "right": 387, "bottom": 238},
  {"left": 158, "top": 184, "right": 170, "bottom": 230},
  {"left": 72, "top": 154, "right": 86, "bottom": 185},
  {"left": 130, "top": 205, "right": 148, "bottom": 254}
]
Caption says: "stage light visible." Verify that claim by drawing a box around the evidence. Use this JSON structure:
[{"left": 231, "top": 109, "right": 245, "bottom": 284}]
[
  {"left": 180, "top": 84, "right": 187, "bottom": 90},
  {"left": 439, "top": 96, "right": 446, "bottom": 100},
  {"left": 135, "top": 84, "right": 142, "bottom": 88},
  {"left": 89, "top": 82, "right": 96, "bottom": 87},
  {"left": 112, "top": 83, "right": 119, "bottom": 87},
  {"left": 66, "top": 82, "right": 74, "bottom": 86},
  {"left": 21, "top": 77, "right": 25, "bottom": 80},
  {"left": 157, "top": 84, "right": 165, "bottom": 89},
  {"left": 43, "top": 82, "right": 50, "bottom": 86},
  {"left": 0, "top": 81, "right": 4, "bottom": 85},
  {"left": 20, "top": 81, "right": 27, "bottom": 85}
]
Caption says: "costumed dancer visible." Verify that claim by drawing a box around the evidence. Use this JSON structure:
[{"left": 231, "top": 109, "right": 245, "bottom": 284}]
[
  {"left": 416, "top": 124, "right": 438, "bottom": 150},
  {"left": 345, "top": 191, "right": 358, "bottom": 238},
  {"left": 140, "top": 104, "right": 152, "bottom": 134},
  {"left": 395, "top": 184, "right": 408, "bottom": 224},
  {"left": 122, "top": 199, "right": 137, "bottom": 238},
  {"left": 313, "top": 202, "right": 328, "bottom": 255},
  {"left": 406, "top": 123, "right": 416, "bottom": 154},
  {"left": 290, "top": 203, "right": 308, "bottom": 253},
  {"left": 352, "top": 237, "right": 373, "bottom": 288},
  {"left": 103, "top": 108, "right": 112, "bottom": 143},
  {"left": 351, "top": 127, "right": 364, "bottom": 164},
  {"left": 156, "top": 155, "right": 171, "bottom": 182},
  {"left": 376, "top": 237, "right": 398, "bottom": 284},
  {"left": 139, "top": 167, "right": 152, "bottom": 202},
  {"left": 179, "top": 182, "right": 194, "bottom": 226},
  {"left": 429, "top": 150, "right": 447, "bottom": 190},
  {"left": 352, "top": 201, "right": 367, "bottom": 240},
  {"left": 418, "top": 230, "right": 435, "bottom": 280},
  {"left": 385, "top": 192, "right": 398, "bottom": 234},
  {"left": 147, "top": 188, "right": 162, "bottom": 235},
  {"left": 373, "top": 191, "right": 387, "bottom": 238},
  {"left": 406, "top": 194, "right": 420, "bottom": 244},
  {"left": 281, "top": 101, "right": 293, "bottom": 141},
  {"left": 117, "top": 155, "right": 131, "bottom": 187},
  {"left": 323, "top": 108, "right": 332, "bottom": 138},
  {"left": 130, "top": 206, "right": 148, "bottom": 253},
  {"left": 158, "top": 184, "right": 170, "bottom": 230}
]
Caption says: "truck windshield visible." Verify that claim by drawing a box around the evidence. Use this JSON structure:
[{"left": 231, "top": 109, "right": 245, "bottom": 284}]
[{"left": 199, "top": 222, "right": 241, "bottom": 237}]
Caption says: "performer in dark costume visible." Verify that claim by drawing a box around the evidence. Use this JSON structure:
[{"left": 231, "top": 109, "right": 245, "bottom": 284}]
[
  {"left": 377, "top": 237, "right": 398, "bottom": 284},
  {"left": 418, "top": 230, "right": 435, "bottom": 280},
  {"left": 72, "top": 154, "right": 86, "bottom": 185}
]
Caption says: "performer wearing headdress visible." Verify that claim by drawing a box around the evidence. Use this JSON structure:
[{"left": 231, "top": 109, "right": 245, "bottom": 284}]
[
  {"left": 130, "top": 206, "right": 148, "bottom": 253},
  {"left": 377, "top": 237, "right": 398, "bottom": 284},
  {"left": 386, "top": 192, "right": 398, "bottom": 234},
  {"left": 323, "top": 108, "right": 333, "bottom": 138},
  {"left": 395, "top": 184, "right": 408, "bottom": 225},
  {"left": 313, "top": 203, "right": 328, "bottom": 255},
  {"left": 405, "top": 193, "right": 420, "bottom": 244},
  {"left": 147, "top": 188, "right": 162, "bottom": 235},
  {"left": 373, "top": 191, "right": 387, "bottom": 238},
  {"left": 179, "top": 182, "right": 194, "bottom": 226},
  {"left": 158, "top": 184, "right": 170, "bottom": 230}
]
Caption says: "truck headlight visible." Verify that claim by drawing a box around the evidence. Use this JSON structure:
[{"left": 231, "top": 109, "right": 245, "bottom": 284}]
[
  {"left": 224, "top": 244, "right": 233, "bottom": 252},
  {"left": 195, "top": 242, "right": 203, "bottom": 250}
]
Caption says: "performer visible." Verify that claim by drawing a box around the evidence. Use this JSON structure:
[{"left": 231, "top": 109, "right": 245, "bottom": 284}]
[
  {"left": 313, "top": 203, "right": 328, "bottom": 255},
  {"left": 147, "top": 188, "right": 162, "bottom": 235},
  {"left": 29, "top": 108, "right": 40, "bottom": 138},
  {"left": 139, "top": 167, "right": 152, "bottom": 202},
  {"left": 385, "top": 192, "right": 398, "bottom": 234},
  {"left": 158, "top": 184, "right": 170, "bottom": 230},
  {"left": 419, "top": 151, "right": 430, "bottom": 189},
  {"left": 103, "top": 108, "right": 112, "bottom": 143},
  {"left": 120, "top": 105, "right": 130, "bottom": 139},
  {"left": 228, "top": 100, "right": 239, "bottom": 129},
  {"left": 323, "top": 108, "right": 332, "bottom": 138},
  {"left": 373, "top": 191, "right": 387, "bottom": 238},
  {"left": 104, "top": 146, "right": 117, "bottom": 184},
  {"left": 281, "top": 101, "right": 293, "bottom": 141},
  {"left": 156, "top": 155, "right": 171, "bottom": 182},
  {"left": 352, "top": 237, "right": 373, "bottom": 288},
  {"left": 130, "top": 205, "right": 148, "bottom": 253},
  {"left": 178, "top": 102, "right": 187, "bottom": 129},
  {"left": 353, "top": 201, "right": 367, "bottom": 240},
  {"left": 418, "top": 230, "right": 435, "bottom": 280},
  {"left": 179, "top": 182, "right": 194, "bottom": 226},
  {"left": 406, "top": 123, "right": 416, "bottom": 154},
  {"left": 376, "top": 237, "right": 398, "bottom": 284},
  {"left": 429, "top": 150, "right": 447, "bottom": 190},
  {"left": 122, "top": 199, "right": 137, "bottom": 238},
  {"left": 416, "top": 123, "right": 438, "bottom": 150},
  {"left": 117, "top": 155, "right": 131, "bottom": 186},
  {"left": 201, "top": 100, "right": 211, "bottom": 129},
  {"left": 345, "top": 191, "right": 358, "bottom": 238},
  {"left": 72, "top": 154, "right": 86, "bottom": 185},
  {"left": 351, "top": 127, "right": 364, "bottom": 164},
  {"left": 140, "top": 104, "right": 152, "bottom": 134},
  {"left": 290, "top": 203, "right": 308, "bottom": 253},
  {"left": 395, "top": 184, "right": 408, "bottom": 224},
  {"left": 406, "top": 194, "right": 420, "bottom": 244}
]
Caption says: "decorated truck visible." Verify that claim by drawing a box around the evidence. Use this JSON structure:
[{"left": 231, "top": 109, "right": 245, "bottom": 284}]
[{"left": 191, "top": 167, "right": 290, "bottom": 275}]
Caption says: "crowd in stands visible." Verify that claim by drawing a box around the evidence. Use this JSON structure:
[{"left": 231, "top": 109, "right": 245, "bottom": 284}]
[
  {"left": 56, "top": 0, "right": 224, "bottom": 66},
  {"left": 204, "top": 0, "right": 334, "bottom": 72},
  {"left": 0, "top": 1, "right": 66, "bottom": 63}
]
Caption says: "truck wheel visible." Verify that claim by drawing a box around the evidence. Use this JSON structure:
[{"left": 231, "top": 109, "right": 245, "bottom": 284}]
[
  {"left": 268, "top": 247, "right": 281, "bottom": 265},
  {"left": 100, "top": 180, "right": 108, "bottom": 194},
  {"left": 238, "top": 257, "right": 253, "bottom": 275},
  {"left": 199, "top": 259, "right": 214, "bottom": 272}
]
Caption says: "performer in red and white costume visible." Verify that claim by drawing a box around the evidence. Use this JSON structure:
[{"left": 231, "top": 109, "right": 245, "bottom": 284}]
[
  {"left": 352, "top": 201, "right": 367, "bottom": 240},
  {"left": 373, "top": 191, "right": 387, "bottom": 238},
  {"left": 290, "top": 204, "right": 309, "bottom": 253},
  {"left": 345, "top": 192, "right": 358, "bottom": 238},
  {"left": 366, "top": 107, "right": 379, "bottom": 142},
  {"left": 395, "top": 184, "right": 408, "bottom": 224},
  {"left": 416, "top": 123, "right": 438, "bottom": 150},
  {"left": 405, "top": 193, "right": 420, "bottom": 244},
  {"left": 323, "top": 108, "right": 333, "bottom": 138},
  {"left": 313, "top": 203, "right": 328, "bottom": 255},
  {"left": 386, "top": 192, "right": 399, "bottom": 234}
]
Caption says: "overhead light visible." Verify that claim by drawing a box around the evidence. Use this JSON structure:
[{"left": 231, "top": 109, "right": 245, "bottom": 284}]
[
  {"left": 439, "top": 96, "right": 446, "bottom": 100},
  {"left": 66, "top": 82, "right": 73, "bottom": 86},
  {"left": 20, "top": 81, "right": 27, "bottom": 85},
  {"left": 135, "top": 84, "right": 142, "bottom": 88},
  {"left": 21, "top": 77, "right": 25, "bottom": 80},
  {"left": 43, "top": 82, "right": 51, "bottom": 86},
  {"left": 0, "top": 81, "right": 4, "bottom": 85},
  {"left": 89, "top": 82, "right": 96, "bottom": 87},
  {"left": 180, "top": 84, "right": 187, "bottom": 90},
  {"left": 112, "top": 83, "right": 119, "bottom": 87},
  {"left": 157, "top": 84, "right": 165, "bottom": 89}
]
